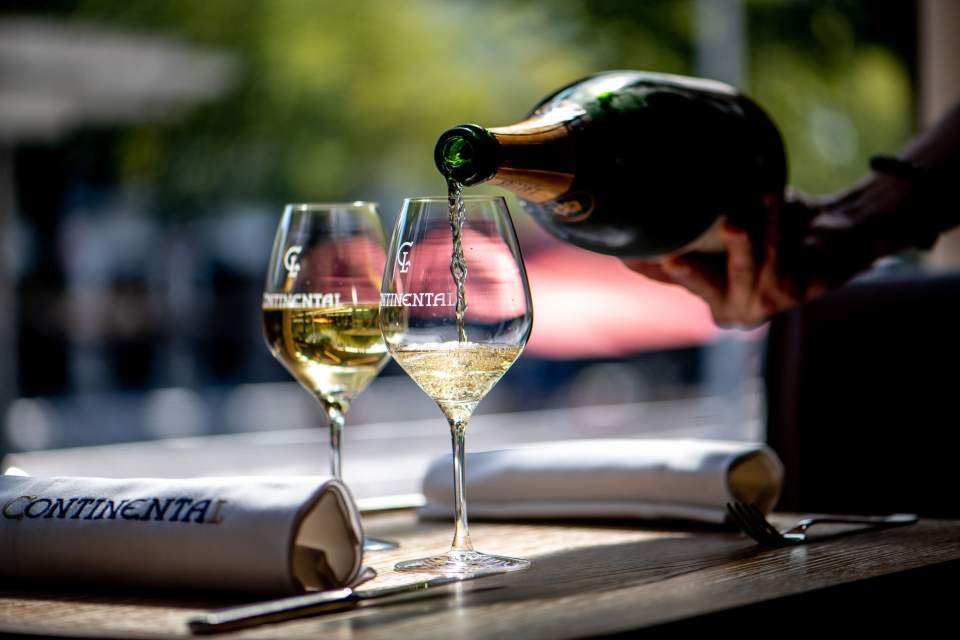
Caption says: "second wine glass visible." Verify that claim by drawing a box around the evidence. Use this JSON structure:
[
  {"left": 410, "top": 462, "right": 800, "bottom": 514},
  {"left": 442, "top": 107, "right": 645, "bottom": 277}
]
[{"left": 262, "top": 202, "right": 397, "bottom": 551}]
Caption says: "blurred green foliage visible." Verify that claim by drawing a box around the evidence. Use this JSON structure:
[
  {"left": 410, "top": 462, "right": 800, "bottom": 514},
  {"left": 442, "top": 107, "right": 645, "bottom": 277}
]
[
  {"left": 747, "top": 0, "right": 914, "bottom": 195},
  {"left": 30, "top": 0, "right": 915, "bottom": 212}
]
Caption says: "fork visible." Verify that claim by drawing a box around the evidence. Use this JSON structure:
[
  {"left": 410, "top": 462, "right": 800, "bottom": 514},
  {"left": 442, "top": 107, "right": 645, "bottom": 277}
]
[{"left": 726, "top": 502, "right": 918, "bottom": 546}]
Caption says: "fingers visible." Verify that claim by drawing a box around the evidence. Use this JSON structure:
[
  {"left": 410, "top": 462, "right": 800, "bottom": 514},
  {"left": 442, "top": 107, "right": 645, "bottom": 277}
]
[
  {"left": 756, "top": 201, "right": 798, "bottom": 313},
  {"left": 621, "top": 259, "right": 674, "bottom": 284},
  {"left": 627, "top": 212, "right": 809, "bottom": 327},
  {"left": 721, "top": 225, "right": 756, "bottom": 316},
  {"left": 661, "top": 257, "right": 727, "bottom": 319},
  {"left": 626, "top": 256, "right": 728, "bottom": 319},
  {"left": 713, "top": 222, "right": 777, "bottom": 326},
  {"left": 627, "top": 256, "right": 735, "bottom": 325}
]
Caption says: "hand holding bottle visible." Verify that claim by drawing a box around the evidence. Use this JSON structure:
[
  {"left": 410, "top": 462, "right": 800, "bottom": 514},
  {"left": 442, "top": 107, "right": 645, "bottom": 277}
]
[
  {"left": 624, "top": 124, "right": 960, "bottom": 328},
  {"left": 623, "top": 193, "right": 833, "bottom": 327}
]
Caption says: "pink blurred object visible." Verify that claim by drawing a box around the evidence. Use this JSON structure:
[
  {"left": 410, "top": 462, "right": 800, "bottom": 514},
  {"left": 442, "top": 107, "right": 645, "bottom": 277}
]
[
  {"left": 523, "top": 244, "right": 721, "bottom": 359},
  {"left": 402, "top": 226, "right": 530, "bottom": 322}
]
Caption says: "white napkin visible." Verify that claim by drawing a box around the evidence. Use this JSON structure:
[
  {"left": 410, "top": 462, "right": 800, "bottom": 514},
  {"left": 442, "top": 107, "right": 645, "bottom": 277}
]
[
  {"left": 0, "top": 475, "right": 364, "bottom": 595},
  {"left": 420, "top": 439, "right": 784, "bottom": 524}
]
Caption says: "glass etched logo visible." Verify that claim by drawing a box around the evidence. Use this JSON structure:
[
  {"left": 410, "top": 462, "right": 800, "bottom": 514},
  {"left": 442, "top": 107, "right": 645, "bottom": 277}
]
[
  {"left": 283, "top": 245, "right": 302, "bottom": 276},
  {"left": 397, "top": 241, "right": 413, "bottom": 273}
]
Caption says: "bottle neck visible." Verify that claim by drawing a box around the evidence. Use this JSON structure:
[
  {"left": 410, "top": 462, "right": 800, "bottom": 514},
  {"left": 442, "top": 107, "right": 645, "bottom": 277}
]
[
  {"left": 435, "top": 124, "right": 500, "bottom": 186},
  {"left": 436, "top": 111, "right": 578, "bottom": 201}
]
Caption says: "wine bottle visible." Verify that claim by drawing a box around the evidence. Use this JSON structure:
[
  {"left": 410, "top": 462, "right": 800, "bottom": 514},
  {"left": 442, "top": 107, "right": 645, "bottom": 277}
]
[{"left": 435, "top": 71, "right": 787, "bottom": 258}]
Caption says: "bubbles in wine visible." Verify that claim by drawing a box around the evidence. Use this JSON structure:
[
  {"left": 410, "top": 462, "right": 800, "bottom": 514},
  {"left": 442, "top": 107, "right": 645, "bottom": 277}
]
[{"left": 447, "top": 178, "right": 469, "bottom": 342}]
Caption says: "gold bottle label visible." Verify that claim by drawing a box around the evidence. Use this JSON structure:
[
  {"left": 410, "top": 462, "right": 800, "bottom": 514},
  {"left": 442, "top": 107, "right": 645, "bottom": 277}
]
[{"left": 488, "top": 168, "right": 574, "bottom": 204}]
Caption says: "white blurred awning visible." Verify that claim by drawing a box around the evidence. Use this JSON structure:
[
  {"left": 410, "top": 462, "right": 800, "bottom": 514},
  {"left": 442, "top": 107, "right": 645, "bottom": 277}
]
[{"left": 0, "top": 18, "right": 237, "bottom": 141}]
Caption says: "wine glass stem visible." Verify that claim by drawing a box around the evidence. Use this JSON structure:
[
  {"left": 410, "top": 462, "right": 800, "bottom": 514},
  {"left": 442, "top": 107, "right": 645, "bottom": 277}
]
[
  {"left": 326, "top": 404, "right": 345, "bottom": 480},
  {"left": 449, "top": 418, "right": 474, "bottom": 552}
]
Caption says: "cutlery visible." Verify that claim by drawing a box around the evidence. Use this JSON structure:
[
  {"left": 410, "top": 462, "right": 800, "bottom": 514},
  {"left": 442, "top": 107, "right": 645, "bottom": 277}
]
[
  {"left": 726, "top": 502, "right": 917, "bottom": 547},
  {"left": 189, "top": 576, "right": 464, "bottom": 634}
]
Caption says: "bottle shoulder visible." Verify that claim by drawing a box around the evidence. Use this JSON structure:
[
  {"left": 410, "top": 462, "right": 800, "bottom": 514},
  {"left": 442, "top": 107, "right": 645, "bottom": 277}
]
[
  {"left": 528, "top": 70, "right": 743, "bottom": 118},
  {"left": 523, "top": 70, "right": 786, "bottom": 193}
]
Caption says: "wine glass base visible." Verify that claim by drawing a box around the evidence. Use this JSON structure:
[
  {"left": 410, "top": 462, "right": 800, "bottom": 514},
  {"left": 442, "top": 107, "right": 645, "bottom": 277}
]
[
  {"left": 395, "top": 549, "right": 530, "bottom": 576},
  {"left": 363, "top": 536, "right": 400, "bottom": 551}
]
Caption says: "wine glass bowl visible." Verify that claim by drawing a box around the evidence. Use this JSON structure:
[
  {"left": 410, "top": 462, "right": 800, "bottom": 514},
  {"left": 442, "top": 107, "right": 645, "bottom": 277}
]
[{"left": 381, "top": 195, "right": 533, "bottom": 575}]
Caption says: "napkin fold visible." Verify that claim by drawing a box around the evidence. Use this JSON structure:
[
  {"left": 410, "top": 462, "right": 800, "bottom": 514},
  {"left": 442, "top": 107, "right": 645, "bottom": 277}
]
[
  {"left": 0, "top": 475, "right": 364, "bottom": 595},
  {"left": 420, "top": 439, "right": 784, "bottom": 524}
]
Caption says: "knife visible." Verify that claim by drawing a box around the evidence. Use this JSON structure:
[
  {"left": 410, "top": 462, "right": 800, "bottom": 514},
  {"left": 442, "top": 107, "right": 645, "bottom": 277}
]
[{"left": 188, "top": 576, "right": 463, "bottom": 634}]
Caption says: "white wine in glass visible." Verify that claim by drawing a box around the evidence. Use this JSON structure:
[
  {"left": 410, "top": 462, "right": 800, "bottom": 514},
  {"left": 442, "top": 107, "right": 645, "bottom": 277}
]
[
  {"left": 262, "top": 202, "right": 397, "bottom": 551},
  {"left": 261, "top": 303, "right": 387, "bottom": 434},
  {"left": 380, "top": 195, "right": 533, "bottom": 575}
]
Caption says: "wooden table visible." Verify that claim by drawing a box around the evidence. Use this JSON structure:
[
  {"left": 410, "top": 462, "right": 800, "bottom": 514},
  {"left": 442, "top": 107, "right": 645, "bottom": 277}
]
[{"left": 2, "top": 511, "right": 958, "bottom": 638}]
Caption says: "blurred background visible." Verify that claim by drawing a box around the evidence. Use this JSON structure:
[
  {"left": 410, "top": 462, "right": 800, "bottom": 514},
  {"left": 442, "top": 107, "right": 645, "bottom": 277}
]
[{"left": 0, "top": 0, "right": 955, "bottom": 490}]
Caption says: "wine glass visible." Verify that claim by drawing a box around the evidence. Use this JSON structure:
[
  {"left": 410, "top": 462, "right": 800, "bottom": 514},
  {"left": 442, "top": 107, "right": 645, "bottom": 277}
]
[
  {"left": 380, "top": 195, "right": 533, "bottom": 575},
  {"left": 262, "top": 202, "right": 397, "bottom": 551}
]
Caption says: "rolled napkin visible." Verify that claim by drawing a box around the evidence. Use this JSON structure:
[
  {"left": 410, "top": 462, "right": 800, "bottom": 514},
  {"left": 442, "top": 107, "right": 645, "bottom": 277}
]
[
  {"left": 0, "top": 475, "right": 364, "bottom": 595},
  {"left": 420, "top": 439, "right": 784, "bottom": 524}
]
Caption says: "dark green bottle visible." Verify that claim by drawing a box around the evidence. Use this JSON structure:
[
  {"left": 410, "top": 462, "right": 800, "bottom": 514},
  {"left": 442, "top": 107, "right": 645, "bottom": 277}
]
[{"left": 435, "top": 71, "right": 787, "bottom": 258}]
